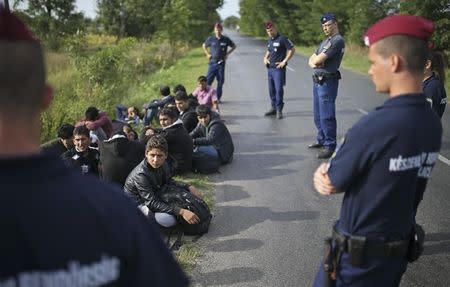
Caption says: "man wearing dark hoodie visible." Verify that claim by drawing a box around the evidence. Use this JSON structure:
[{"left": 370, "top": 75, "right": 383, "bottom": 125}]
[
  {"left": 99, "top": 131, "right": 145, "bottom": 187},
  {"left": 190, "top": 104, "right": 234, "bottom": 164},
  {"left": 174, "top": 90, "right": 198, "bottom": 133},
  {"left": 140, "top": 107, "right": 193, "bottom": 174}
]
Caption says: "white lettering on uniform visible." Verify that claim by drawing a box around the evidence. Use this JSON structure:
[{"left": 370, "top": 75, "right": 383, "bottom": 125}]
[
  {"left": 273, "top": 42, "right": 280, "bottom": 47},
  {"left": 0, "top": 256, "right": 120, "bottom": 287},
  {"left": 389, "top": 152, "right": 439, "bottom": 178}
]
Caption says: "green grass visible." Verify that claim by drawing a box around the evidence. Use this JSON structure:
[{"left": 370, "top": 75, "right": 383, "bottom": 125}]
[{"left": 125, "top": 48, "right": 208, "bottom": 108}]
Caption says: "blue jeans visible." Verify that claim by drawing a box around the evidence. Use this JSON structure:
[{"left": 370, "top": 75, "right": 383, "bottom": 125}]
[
  {"left": 268, "top": 68, "right": 286, "bottom": 112},
  {"left": 206, "top": 61, "right": 225, "bottom": 100},
  {"left": 313, "top": 79, "right": 338, "bottom": 150},
  {"left": 154, "top": 213, "right": 177, "bottom": 227},
  {"left": 143, "top": 107, "right": 158, "bottom": 126},
  {"left": 194, "top": 145, "right": 219, "bottom": 159}
]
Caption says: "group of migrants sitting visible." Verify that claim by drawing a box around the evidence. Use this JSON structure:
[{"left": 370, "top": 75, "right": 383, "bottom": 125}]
[{"left": 41, "top": 80, "right": 233, "bottom": 236}]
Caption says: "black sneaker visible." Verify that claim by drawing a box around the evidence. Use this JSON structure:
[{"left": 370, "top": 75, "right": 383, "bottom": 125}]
[
  {"left": 276, "top": 111, "right": 283, "bottom": 119},
  {"left": 317, "top": 149, "right": 334, "bottom": 159},
  {"left": 264, "top": 108, "right": 276, "bottom": 116},
  {"left": 308, "top": 142, "right": 323, "bottom": 149}
]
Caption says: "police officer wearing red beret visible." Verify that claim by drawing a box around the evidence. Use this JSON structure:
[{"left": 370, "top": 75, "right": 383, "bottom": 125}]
[
  {"left": 263, "top": 21, "right": 295, "bottom": 119},
  {"left": 312, "top": 15, "right": 442, "bottom": 286},
  {"left": 308, "top": 12, "right": 345, "bottom": 159},
  {"left": 0, "top": 5, "right": 188, "bottom": 286},
  {"left": 202, "top": 22, "right": 236, "bottom": 102}
]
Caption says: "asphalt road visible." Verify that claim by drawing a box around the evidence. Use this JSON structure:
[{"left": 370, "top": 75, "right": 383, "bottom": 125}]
[{"left": 191, "top": 30, "right": 450, "bottom": 287}]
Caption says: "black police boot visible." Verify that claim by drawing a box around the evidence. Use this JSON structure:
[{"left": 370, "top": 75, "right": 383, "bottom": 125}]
[
  {"left": 264, "top": 107, "right": 276, "bottom": 116},
  {"left": 317, "top": 148, "right": 334, "bottom": 159},
  {"left": 276, "top": 110, "right": 283, "bottom": 119},
  {"left": 308, "top": 142, "right": 323, "bottom": 149}
]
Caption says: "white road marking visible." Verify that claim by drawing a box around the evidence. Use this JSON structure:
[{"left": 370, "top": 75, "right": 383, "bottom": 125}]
[
  {"left": 356, "top": 108, "right": 450, "bottom": 167},
  {"left": 438, "top": 155, "right": 450, "bottom": 166},
  {"left": 286, "top": 66, "right": 295, "bottom": 72},
  {"left": 357, "top": 108, "right": 369, "bottom": 115}
]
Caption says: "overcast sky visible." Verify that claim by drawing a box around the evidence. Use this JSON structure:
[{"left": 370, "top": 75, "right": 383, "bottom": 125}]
[{"left": 75, "top": 0, "right": 240, "bottom": 19}]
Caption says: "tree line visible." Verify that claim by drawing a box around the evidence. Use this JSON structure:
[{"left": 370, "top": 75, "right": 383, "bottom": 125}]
[
  {"left": 239, "top": 0, "right": 450, "bottom": 60},
  {"left": 12, "top": 0, "right": 224, "bottom": 49}
]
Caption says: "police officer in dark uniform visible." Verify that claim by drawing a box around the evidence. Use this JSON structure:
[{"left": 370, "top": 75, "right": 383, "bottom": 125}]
[
  {"left": 308, "top": 13, "right": 345, "bottom": 158},
  {"left": 312, "top": 15, "right": 441, "bottom": 287},
  {"left": 202, "top": 22, "right": 236, "bottom": 102},
  {"left": 0, "top": 7, "right": 188, "bottom": 286},
  {"left": 263, "top": 21, "right": 295, "bottom": 119},
  {"left": 423, "top": 50, "right": 447, "bottom": 118}
]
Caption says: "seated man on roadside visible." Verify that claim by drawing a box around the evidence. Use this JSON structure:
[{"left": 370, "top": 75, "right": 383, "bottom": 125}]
[
  {"left": 175, "top": 90, "right": 198, "bottom": 133},
  {"left": 190, "top": 104, "right": 234, "bottom": 164},
  {"left": 124, "top": 135, "right": 201, "bottom": 228},
  {"left": 41, "top": 123, "right": 74, "bottom": 156},
  {"left": 143, "top": 85, "right": 175, "bottom": 125},
  {"left": 192, "top": 76, "right": 219, "bottom": 113},
  {"left": 140, "top": 107, "right": 193, "bottom": 174},
  {"left": 77, "top": 106, "right": 114, "bottom": 140},
  {"left": 61, "top": 125, "right": 100, "bottom": 176}
]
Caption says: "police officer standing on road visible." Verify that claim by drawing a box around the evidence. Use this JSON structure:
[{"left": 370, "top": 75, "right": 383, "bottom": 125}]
[
  {"left": 202, "top": 22, "right": 236, "bottom": 103},
  {"left": 312, "top": 15, "right": 441, "bottom": 287},
  {"left": 308, "top": 13, "right": 345, "bottom": 159},
  {"left": 263, "top": 21, "right": 295, "bottom": 120}
]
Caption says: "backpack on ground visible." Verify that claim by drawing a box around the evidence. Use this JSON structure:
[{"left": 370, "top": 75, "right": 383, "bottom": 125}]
[{"left": 159, "top": 185, "right": 212, "bottom": 236}]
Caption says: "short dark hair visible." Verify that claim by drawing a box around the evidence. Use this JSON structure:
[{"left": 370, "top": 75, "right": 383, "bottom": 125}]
[
  {"left": 375, "top": 35, "right": 428, "bottom": 75},
  {"left": 160, "top": 85, "right": 170, "bottom": 96},
  {"left": 159, "top": 107, "right": 178, "bottom": 120},
  {"left": 73, "top": 125, "right": 90, "bottom": 138},
  {"left": 197, "top": 75, "right": 207, "bottom": 82},
  {"left": 58, "top": 123, "right": 75, "bottom": 139},
  {"left": 0, "top": 42, "right": 45, "bottom": 117},
  {"left": 196, "top": 104, "right": 212, "bottom": 117},
  {"left": 145, "top": 134, "right": 168, "bottom": 154},
  {"left": 174, "top": 90, "right": 189, "bottom": 102},
  {"left": 428, "top": 51, "right": 446, "bottom": 84},
  {"left": 173, "top": 84, "right": 187, "bottom": 94},
  {"left": 85, "top": 106, "right": 99, "bottom": 121}
]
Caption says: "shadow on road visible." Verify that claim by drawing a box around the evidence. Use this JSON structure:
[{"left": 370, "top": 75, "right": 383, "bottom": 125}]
[
  {"left": 423, "top": 232, "right": 450, "bottom": 256},
  {"left": 216, "top": 184, "right": 251, "bottom": 203},
  {"left": 209, "top": 238, "right": 264, "bottom": 253},
  {"left": 193, "top": 267, "right": 264, "bottom": 286},
  {"left": 210, "top": 205, "right": 320, "bottom": 237}
]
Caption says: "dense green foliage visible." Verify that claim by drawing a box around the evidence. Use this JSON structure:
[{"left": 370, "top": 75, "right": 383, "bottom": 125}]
[
  {"left": 224, "top": 16, "right": 240, "bottom": 29},
  {"left": 13, "top": 0, "right": 86, "bottom": 49},
  {"left": 240, "top": 0, "right": 450, "bottom": 60},
  {"left": 97, "top": 0, "right": 223, "bottom": 43},
  {"left": 41, "top": 35, "right": 189, "bottom": 142}
]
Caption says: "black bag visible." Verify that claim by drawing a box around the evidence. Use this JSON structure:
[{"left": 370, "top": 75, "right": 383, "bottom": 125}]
[
  {"left": 191, "top": 151, "right": 220, "bottom": 174},
  {"left": 159, "top": 185, "right": 212, "bottom": 235},
  {"left": 407, "top": 223, "right": 425, "bottom": 262}
]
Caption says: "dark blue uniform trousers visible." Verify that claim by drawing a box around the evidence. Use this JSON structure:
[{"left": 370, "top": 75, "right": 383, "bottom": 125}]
[
  {"left": 313, "top": 252, "right": 407, "bottom": 287},
  {"left": 313, "top": 79, "right": 338, "bottom": 150},
  {"left": 206, "top": 61, "right": 225, "bottom": 100},
  {"left": 268, "top": 67, "right": 285, "bottom": 112}
]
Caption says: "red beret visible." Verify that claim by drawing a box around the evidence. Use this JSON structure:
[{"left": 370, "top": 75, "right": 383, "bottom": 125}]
[
  {"left": 0, "top": 6, "right": 38, "bottom": 43},
  {"left": 214, "top": 22, "right": 223, "bottom": 30},
  {"left": 363, "top": 15, "right": 433, "bottom": 47},
  {"left": 265, "top": 21, "right": 274, "bottom": 30}
]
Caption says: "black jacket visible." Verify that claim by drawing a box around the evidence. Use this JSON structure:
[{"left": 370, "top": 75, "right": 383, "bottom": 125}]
[
  {"left": 190, "top": 113, "right": 234, "bottom": 163},
  {"left": 61, "top": 148, "right": 100, "bottom": 176},
  {"left": 99, "top": 135, "right": 145, "bottom": 187},
  {"left": 124, "top": 160, "right": 188, "bottom": 215},
  {"left": 162, "top": 120, "right": 193, "bottom": 174},
  {"left": 179, "top": 106, "right": 198, "bottom": 133},
  {"left": 41, "top": 139, "right": 68, "bottom": 156}
]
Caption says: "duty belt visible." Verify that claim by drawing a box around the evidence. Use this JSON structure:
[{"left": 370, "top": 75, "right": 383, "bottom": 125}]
[
  {"left": 312, "top": 71, "right": 341, "bottom": 84},
  {"left": 332, "top": 226, "right": 409, "bottom": 260}
]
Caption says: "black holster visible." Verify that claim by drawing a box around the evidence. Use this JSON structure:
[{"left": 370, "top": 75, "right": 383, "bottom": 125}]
[
  {"left": 407, "top": 223, "right": 425, "bottom": 262},
  {"left": 322, "top": 237, "right": 337, "bottom": 287}
]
